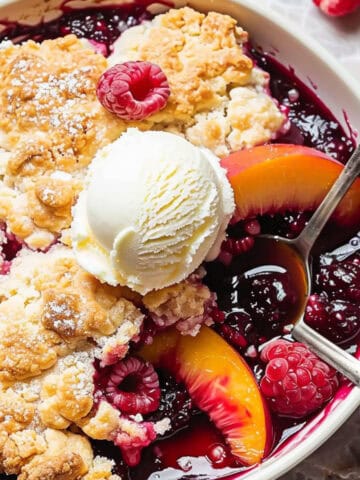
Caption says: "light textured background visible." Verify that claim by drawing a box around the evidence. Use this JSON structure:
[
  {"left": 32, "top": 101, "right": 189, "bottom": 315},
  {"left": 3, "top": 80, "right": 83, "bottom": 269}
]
[
  {"left": 269, "top": 5, "right": 360, "bottom": 479},
  {"left": 264, "top": 0, "right": 360, "bottom": 82}
]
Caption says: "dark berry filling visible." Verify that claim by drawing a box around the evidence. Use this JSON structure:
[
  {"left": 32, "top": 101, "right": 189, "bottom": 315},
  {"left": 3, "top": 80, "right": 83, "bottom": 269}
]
[
  {"left": 306, "top": 293, "right": 360, "bottom": 346},
  {"left": 146, "top": 371, "right": 196, "bottom": 432},
  {"left": 0, "top": 225, "right": 23, "bottom": 275},
  {"left": 305, "top": 254, "right": 360, "bottom": 345},
  {"left": 316, "top": 255, "right": 360, "bottom": 302},
  {"left": 248, "top": 47, "right": 355, "bottom": 164},
  {"left": 217, "top": 311, "right": 258, "bottom": 352}
]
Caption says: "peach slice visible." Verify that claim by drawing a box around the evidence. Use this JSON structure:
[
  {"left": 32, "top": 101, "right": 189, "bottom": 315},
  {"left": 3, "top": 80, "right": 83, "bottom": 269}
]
[
  {"left": 139, "top": 326, "right": 271, "bottom": 466},
  {"left": 221, "top": 144, "right": 360, "bottom": 226}
]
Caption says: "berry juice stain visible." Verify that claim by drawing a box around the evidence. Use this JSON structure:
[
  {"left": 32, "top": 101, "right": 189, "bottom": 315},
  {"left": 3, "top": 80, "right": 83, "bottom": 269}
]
[{"left": 130, "top": 415, "right": 242, "bottom": 480}]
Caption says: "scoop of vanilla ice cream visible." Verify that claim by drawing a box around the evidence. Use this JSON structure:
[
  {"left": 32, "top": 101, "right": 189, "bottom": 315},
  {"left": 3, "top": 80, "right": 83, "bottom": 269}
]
[{"left": 72, "top": 129, "right": 234, "bottom": 294}]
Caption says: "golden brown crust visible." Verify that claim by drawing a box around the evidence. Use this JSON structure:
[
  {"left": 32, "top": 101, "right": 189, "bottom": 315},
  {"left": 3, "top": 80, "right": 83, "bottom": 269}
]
[
  {"left": 0, "top": 246, "right": 144, "bottom": 384},
  {"left": 0, "top": 324, "right": 62, "bottom": 383},
  {"left": 2, "top": 430, "right": 47, "bottom": 475},
  {"left": 18, "top": 452, "right": 86, "bottom": 480},
  {"left": 0, "top": 35, "right": 125, "bottom": 248},
  {"left": 16, "top": 429, "right": 92, "bottom": 480}
]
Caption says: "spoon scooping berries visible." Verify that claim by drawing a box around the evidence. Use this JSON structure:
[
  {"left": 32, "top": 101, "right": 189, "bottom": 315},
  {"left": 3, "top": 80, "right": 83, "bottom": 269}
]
[{"left": 229, "top": 143, "right": 360, "bottom": 385}]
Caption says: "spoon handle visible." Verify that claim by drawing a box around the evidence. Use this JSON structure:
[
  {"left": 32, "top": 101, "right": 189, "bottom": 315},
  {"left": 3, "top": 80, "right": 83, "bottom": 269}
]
[
  {"left": 293, "top": 321, "right": 360, "bottom": 386},
  {"left": 295, "top": 144, "right": 360, "bottom": 257}
]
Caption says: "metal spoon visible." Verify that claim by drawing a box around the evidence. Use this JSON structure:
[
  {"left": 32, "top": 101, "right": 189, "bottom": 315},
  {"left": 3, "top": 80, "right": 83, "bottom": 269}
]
[{"left": 260, "top": 143, "right": 360, "bottom": 386}]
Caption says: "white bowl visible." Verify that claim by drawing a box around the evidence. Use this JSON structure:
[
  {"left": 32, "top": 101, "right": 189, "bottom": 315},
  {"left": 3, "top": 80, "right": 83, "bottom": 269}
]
[{"left": 0, "top": 1, "right": 359, "bottom": 479}]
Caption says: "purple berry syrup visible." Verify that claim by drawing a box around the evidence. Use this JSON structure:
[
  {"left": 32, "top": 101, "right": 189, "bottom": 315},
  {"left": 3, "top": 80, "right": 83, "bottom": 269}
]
[{"left": 1, "top": 4, "right": 359, "bottom": 480}]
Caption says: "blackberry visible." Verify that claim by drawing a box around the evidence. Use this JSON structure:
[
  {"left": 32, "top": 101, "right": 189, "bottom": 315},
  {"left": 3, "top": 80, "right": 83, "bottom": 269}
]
[{"left": 146, "top": 371, "right": 195, "bottom": 433}]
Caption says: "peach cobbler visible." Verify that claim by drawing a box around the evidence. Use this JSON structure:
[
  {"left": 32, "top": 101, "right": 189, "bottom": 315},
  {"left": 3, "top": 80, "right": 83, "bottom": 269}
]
[{"left": 0, "top": 3, "right": 358, "bottom": 480}]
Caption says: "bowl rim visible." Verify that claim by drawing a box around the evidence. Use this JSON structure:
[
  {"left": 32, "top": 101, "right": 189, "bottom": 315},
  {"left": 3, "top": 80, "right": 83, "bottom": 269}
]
[{"left": 0, "top": 0, "right": 359, "bottom": 479}]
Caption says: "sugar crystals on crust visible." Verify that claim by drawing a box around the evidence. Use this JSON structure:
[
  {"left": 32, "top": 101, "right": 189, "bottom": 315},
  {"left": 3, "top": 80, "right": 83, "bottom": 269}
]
[{"left": 0, "top": 35, "right": 125, "bottom": 249}]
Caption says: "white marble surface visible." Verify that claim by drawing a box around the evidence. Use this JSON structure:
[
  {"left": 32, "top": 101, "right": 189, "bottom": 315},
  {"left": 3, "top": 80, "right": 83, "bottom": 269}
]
[
  {"left": 268, "top": 5, "right": 360, "bottom": 479},
  {"left": 265, "top": 0, "right": 360, "bottom": 82}
]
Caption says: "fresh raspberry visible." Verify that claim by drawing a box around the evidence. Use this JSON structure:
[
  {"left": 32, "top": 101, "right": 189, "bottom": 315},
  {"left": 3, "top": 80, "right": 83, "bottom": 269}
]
[
  {"left": 313, "top": 0, "right": 360, "bottom": 16},
  {"left": 105, "top": 356, "right": 160, "bottom": 415},
  {"left": 305, "top": 293, "right": 360, "bottom": 346},
  {"left": 96, "top": 61, "right": 170, "bottom": 120},
  {"left": 260, "top": 339, "right": 339, "bottom": 418}
]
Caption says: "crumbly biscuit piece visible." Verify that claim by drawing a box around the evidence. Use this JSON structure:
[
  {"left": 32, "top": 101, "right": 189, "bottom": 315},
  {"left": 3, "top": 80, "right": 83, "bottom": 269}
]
[
  {"left": 16, "top": 429, "right": 92, "bottom": 480},
  {"left": 0, "top": 246, "right": 143, "bottom": 386},
  {"left": 0, "top": 35, "right": 125, "bottom": 249},
  {"left": 110, "top": 7, "right": 287, "bottom": 156},
  {"left": 143, "top": 275, "right": 216, "bottom": 336},
  {"left": 0, "top": 246, "right": 145, "bottom": 478}
]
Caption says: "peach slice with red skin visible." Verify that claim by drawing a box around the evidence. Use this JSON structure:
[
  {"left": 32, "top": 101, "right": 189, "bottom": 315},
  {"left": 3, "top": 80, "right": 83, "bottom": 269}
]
[
  {"left": 221, "top": 144, "right": 360, "bottom": 226},
  {"left": 139, "top": 326, "right": 271, "bottom": 466}
]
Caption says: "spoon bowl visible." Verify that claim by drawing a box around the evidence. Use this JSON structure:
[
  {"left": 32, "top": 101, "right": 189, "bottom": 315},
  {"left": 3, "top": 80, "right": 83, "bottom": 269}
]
[{"left": 258, "top": 143, "right": 360, "bottom": 385}]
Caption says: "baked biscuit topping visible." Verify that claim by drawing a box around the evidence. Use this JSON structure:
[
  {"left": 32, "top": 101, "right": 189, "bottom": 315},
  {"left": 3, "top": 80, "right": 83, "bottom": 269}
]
[
  {"left": 0, "top": 246, "right": 146, "bottom": 477},
  {"left": 0, "top": 246, "right": 144, "bottom": 385},
  {"left": 110, "top": 7, "right": 287, "bottom": 156},
  {"left": 0, "top": 244, "right": 215, "bottom": 477}
]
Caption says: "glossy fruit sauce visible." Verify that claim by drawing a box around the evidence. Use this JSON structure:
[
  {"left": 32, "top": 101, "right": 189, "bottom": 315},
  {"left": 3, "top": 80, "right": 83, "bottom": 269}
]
[{"left": 0, "top": 4, "right": 359, "bottom": 480}]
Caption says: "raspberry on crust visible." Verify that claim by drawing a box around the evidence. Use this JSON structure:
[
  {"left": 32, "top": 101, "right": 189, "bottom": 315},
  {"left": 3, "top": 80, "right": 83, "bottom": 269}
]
[
  {"left": 97, "top": 61, "right": 170, "bottom": 120},
  {"left": 109, "top": 7, "right": 287, "bottom": 156}
]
